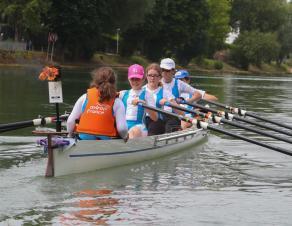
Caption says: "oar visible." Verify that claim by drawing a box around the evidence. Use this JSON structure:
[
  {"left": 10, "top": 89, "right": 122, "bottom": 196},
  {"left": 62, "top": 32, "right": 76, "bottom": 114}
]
[
  {"left": 139, "top": 103, "right": 292, "bottom": 156},
  {"left": 201, "top": 99, "right": 292, "bottom": 131},
  {"left": 0, "top": 115, "right": 68, "bottom": 133},
  {"left": 164, "top": 101, "right": 292, "bottom": 144},
  {"left": 179, "top": 100, "right": 292, "bottom": 137}
]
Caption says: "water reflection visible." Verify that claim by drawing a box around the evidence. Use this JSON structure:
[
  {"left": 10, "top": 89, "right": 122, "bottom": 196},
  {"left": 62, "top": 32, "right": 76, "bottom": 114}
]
[{"left": 56, "top": 189, "right": 119, "bottom": 225}]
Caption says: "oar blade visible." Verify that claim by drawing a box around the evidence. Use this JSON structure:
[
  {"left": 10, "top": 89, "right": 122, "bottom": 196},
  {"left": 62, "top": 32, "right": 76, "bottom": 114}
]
[{"left": 208, "top": 124, "right": 292, "bottom": 156}]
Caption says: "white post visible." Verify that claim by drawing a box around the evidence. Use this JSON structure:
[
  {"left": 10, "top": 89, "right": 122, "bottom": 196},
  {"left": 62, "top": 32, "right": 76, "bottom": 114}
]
[{"left": 116, "top": 28, "right": 120, "bottom": 54}]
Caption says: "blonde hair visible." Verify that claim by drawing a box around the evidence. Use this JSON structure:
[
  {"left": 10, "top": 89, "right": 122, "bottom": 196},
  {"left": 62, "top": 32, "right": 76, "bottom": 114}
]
[{"left": 90, "top": 67, "right": 117, "bottom": 102}]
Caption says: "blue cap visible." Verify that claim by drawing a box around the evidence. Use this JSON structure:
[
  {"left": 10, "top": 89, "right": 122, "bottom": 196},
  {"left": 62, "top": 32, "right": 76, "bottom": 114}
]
[{"left": 175, "top": 70, "right": 189, "bottom": 79}]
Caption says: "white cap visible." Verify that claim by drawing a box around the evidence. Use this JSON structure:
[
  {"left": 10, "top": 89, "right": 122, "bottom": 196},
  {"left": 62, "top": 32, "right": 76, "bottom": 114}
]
[{"left": 160, "top": 58, "right": 175, "bottom": 70}]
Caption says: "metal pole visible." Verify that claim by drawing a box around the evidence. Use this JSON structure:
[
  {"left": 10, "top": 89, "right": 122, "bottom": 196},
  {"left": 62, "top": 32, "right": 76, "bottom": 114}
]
[
  {"left": 50, "top": 41, "right": 55, "bottom": 62},
  {"left": 55, "top": 103, "right": 61, "bottom": 132},
  {"left": 46, "top": 42, "right": 50, "bottom": 61},
  {"left": 116, "top": 28, "right": 120, "bottom": 54}
]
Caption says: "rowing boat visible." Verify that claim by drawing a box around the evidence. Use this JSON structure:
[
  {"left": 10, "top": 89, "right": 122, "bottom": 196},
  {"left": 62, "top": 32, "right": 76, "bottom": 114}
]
[{"left": 36, "top": 127, "right": 208, "bottom": 177}]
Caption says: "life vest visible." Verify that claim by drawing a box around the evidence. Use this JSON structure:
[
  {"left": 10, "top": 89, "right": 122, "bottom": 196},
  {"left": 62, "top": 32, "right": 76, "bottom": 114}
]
[
  {"left": 76, "top": 88, "right": 118, "bottom": 137},
  {"left": 172, "top": 79, "right": 180, "bottom": 98},
  {"left": 155, "top": 86, "right": 164, "bottom": 119},
  {"left": 122, "top": 88, "right": 146, "bottom": 129}
]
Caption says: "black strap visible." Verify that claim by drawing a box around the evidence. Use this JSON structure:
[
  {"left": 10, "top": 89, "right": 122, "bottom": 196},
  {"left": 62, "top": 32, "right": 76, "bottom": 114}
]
[
  {"left": 212, "top": 115, "right": 217, "bottom": 123},
  {"left": 196, "top": 120, "right": 201, "bottom": 129},
  {"left": 225, "top": 112, "right": 229, "bottom": 120}
]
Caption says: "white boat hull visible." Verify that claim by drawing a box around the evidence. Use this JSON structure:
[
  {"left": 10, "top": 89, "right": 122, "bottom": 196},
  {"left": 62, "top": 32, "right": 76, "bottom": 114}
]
[{"left": 52, "top": 128, "right": 208, "bottom": 176}]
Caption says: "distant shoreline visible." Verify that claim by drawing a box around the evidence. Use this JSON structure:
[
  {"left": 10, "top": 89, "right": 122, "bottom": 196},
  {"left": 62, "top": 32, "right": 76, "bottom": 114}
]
[{"left": 0, "top": 50, "right": 291, "bottom": 76}]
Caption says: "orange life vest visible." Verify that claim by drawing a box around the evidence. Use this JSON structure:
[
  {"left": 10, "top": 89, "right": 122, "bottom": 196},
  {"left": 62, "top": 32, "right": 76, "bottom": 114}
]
[{"left": 76, "top": 88, "right": 118, "bottom": 137}]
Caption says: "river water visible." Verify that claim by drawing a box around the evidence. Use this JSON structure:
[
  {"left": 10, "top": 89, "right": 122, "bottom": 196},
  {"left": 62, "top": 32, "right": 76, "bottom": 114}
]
[{"left": 1, "top": 67, "right": 292, "bottom": 225}]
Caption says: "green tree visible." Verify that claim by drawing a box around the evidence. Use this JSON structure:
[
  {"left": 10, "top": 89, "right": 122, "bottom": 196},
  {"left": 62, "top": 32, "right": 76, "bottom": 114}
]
[
  {"left": 277, "top": 2, "right": 292, "bottom": 64},
  {"left": 230, "top": 0, "right": 287, "bottom": 32},
  {"left": 206, "top": 0, "right": 231, "bottom": 56},
  {"left": 47, "top": 0, "right": 108, "bottom": 60},
  {"left": 46, "top": 0, "right": 152, "bottom": 60},
  {"left": 0, "top": 0, "right": 25, "bottom": 41},
  {"left": 0, "top": 0, "right": 49, "bottom": 41},
  {"left": 22, "top": 0, "right": 50, "bottom": 34},
  {"left": 231, "top": 31, "right": 280, "bottom": 69},
  {"left": 121, "top": 0, "right": 210, "bottom": 65}
]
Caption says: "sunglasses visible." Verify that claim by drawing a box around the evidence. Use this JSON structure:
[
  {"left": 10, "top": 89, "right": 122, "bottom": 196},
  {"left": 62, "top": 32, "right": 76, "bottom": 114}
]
[{"left": 161, "top": 69, "right": 173, "bottom": 73}]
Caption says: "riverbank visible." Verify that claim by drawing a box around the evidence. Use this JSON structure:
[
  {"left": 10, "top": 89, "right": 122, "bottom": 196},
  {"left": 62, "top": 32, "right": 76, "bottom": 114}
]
[{"left": 0, "top": 49, "right": 291, "bottom": 75}]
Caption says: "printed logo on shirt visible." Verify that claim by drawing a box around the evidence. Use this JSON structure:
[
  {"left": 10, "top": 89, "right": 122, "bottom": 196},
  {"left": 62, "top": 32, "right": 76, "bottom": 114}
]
[{"left": 87, "top": 103, "right": 110, "bottom": 115}]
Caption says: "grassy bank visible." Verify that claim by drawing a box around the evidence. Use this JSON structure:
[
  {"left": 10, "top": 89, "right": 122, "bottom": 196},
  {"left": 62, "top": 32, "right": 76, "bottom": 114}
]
[{"left": 0, "top": 49, "right": 291, "bottom": 75}]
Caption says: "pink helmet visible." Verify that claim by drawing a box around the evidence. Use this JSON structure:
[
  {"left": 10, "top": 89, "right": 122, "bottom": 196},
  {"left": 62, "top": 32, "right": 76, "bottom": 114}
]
[{"left": 128, "top": 64, "right": 144, "bottom": 79}]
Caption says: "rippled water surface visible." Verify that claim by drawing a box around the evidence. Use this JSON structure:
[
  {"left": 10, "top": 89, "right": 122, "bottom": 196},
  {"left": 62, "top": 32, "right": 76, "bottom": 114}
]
[{"left": 1, "top": 68, "right": 292, "bottom": 225}]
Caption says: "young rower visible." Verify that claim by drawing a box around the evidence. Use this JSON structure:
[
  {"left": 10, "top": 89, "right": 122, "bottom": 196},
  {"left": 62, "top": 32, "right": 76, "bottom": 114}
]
[
  {"left": 67, "top": 67, "right": 128, "bottom": 141},
  {"left": 174, "top": 69, "right": 217, "bottom": 129},
  {"left": 119, "top": 64, "right": 157, "bottom": 138},
  {"left": 144, "top": 63, "right": 179, "bottom": 135},
  {"left": 160, "top": 58, "right": 217, "bottom": 132}
]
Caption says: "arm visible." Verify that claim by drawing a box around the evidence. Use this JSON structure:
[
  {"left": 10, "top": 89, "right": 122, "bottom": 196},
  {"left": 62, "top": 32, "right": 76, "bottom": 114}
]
[
  {"left": 203, "top": 93, "right": 218, "bottom": 101},
  {"left": 113, "top": 98, "right": 128, "bottom": 141},
  {"left": 66, "top": 94, "right": 86, "bottom": 137},
  {"left": 179, "top": 80, "right": 205, "bottom": 103},
  {"left": 188, "top": 91, "right": 203, "bottom": 103},
  {"left": 136, "top": 99, "right": 158, "bottom": 121},
  {"left": 160, "top": 90, "right": 184, "bottom": 115}
]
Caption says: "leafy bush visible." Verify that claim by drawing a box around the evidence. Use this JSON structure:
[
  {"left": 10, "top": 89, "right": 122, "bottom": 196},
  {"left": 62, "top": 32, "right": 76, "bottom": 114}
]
[
  {"left": 214, "top": 61, "right": 223, "bottom": 70},
  {"left": 130, "top": 55, "right": 149, "bottom": 67},
  {"left": 230, "top": 31, "right": 280, "bottom": 69}
]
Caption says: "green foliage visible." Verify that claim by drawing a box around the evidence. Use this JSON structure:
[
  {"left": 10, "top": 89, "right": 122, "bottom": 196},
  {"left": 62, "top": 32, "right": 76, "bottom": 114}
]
[
  {"left": 122, "top": 0, "right": 210, "bottom": 65},
  {"left": 47, "top": 0, "right": 107, "bottom": 60},
  {"left": 22, "top": 0, "right": 51, "bottom": 34},
  {"left": 206, "top": 0, "right": 231, "bottom": 56},
  {"left": 230, "top": 0, "right": 287, "bottom": 32},
  {"left": 106, "top": 0, "right": 155, "bottom": 32},
  {"left": 46, "top": 0, "right": 153, "bottom": 60},
  {"left": 277, "top": 3, "right": 292, "bottom": 63},
  {"left": 0, "top": 0, "right": 50, "bottom": 41},
  {"left": 231, "top": 31, "right": 280, "bottom": 69},
  {"left": 129, "top": 55, "right": 149, "bottom": 67},
  {"left": 0, "top": 0, "right": 290, "bottom": 67},
  {"left": 214, "top": 61, "right": 223, "bottom": 70}
]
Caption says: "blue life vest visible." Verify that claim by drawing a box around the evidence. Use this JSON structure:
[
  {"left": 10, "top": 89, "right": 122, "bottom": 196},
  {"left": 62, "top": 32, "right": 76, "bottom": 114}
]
[
  {"left": 156, "top": 87, "right": 164, "bottom": 119},
  {"left": 172, "top": 79, "right": 180, "bottom": 98},
  {"left": 122, "top": 89, "right": 146, "bottom": 129}
]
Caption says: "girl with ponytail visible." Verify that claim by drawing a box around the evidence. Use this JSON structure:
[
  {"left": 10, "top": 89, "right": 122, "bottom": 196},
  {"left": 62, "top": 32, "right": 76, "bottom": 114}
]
[{"left": 67, "top": 67, "right": 128, "bottom": 141}]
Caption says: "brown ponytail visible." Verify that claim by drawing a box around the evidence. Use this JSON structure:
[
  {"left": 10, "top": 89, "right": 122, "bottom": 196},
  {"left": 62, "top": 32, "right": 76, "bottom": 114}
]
[{"left": 90, "top": 67, "right": 117, "bottom": 103}]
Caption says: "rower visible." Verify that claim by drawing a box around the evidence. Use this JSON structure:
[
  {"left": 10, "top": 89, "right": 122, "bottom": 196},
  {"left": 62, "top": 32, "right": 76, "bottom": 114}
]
[
  {"left": 119, "top": 64, "right": 157, "bottom": 138},
  {"left": 67, "top": 67, "right": 128, "bottom": 142},
  {"left": 160, "top": 58, "right": 217, "bottom": 132},
  {"left": 143, "top": 63, "right": 180, "bottom": 135},
  {"left": 175, "top": 69, "right": 217, "bottom": 129}
]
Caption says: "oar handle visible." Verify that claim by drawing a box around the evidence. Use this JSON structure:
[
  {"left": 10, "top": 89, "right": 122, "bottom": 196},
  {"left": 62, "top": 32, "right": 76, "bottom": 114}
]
[{"left": 0, "top": 114, "right": 69, "bottom": 133}]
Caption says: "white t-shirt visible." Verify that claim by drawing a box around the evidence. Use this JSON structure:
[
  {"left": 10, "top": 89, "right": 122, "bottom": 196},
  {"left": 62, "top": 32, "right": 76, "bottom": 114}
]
[
  {"left": 67, "top": 94, "right": 128, "bottom": 139},
  {"left": 119, "top": 89, "right": 145, "bottom": 121},
  {"left": 144, "top": 85, "right": 174, "bottom": 112},
  {"left": 162, "top": 78, "right": 205, "bottom": 98}
]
